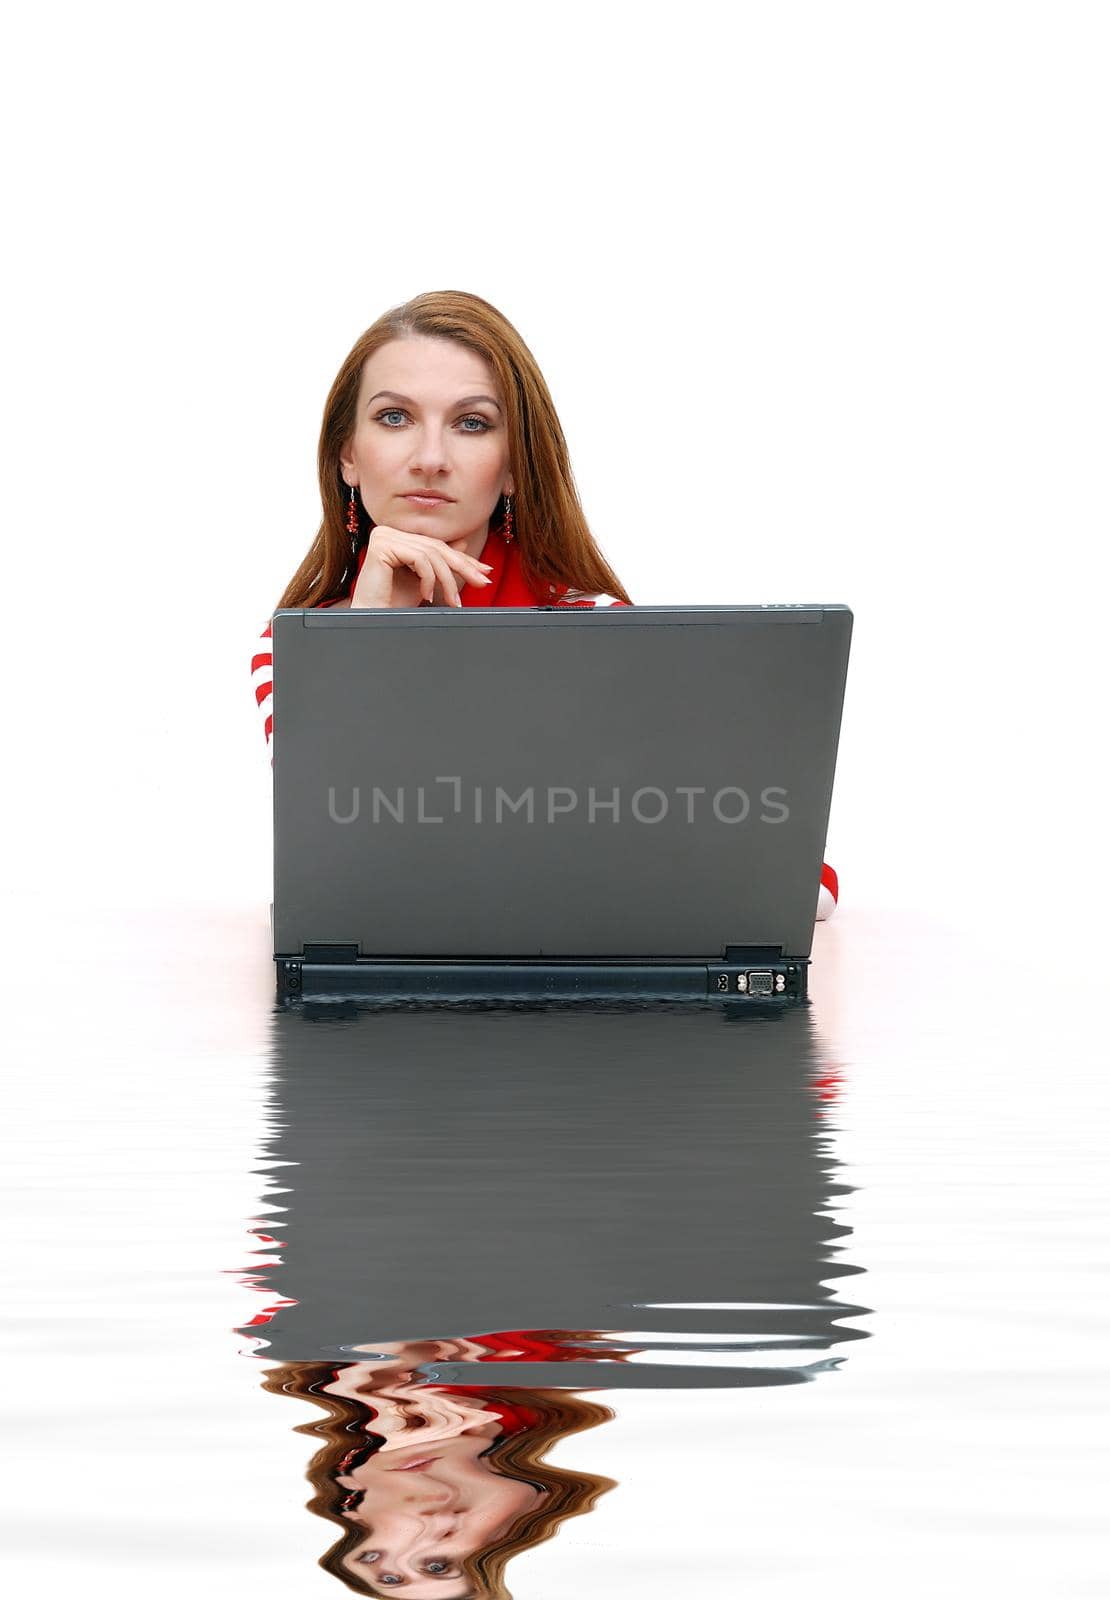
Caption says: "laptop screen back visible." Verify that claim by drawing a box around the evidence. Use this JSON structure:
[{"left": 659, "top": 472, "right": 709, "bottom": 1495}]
[{"left": 271, "top": 605, "right": 851, "bottom": 963}]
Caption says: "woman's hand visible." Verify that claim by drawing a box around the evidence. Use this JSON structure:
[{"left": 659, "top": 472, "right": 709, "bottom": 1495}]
[{"left": 351, "top": 526, "right": 494, "bottom": 610}]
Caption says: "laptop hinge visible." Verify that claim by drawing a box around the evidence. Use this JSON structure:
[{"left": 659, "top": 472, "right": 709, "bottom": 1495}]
[
  {"left": 302, "top": 943, "right": 359, "bottom": 964},
  {"left": 723, "top": 944, "right": 784, "bottom": 962}
]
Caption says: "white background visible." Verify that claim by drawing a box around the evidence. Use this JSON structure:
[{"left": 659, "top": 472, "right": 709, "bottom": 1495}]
[
  {"left": 2, "top": 0, "right": 1105, "bottom": 926},
  {"left": 1, "top": 7, "right": 1108, "bottom": 1597}
]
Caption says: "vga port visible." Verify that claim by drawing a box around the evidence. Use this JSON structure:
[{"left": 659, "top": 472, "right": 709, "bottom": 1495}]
[{"left": 746, "top": 970, "right": 774, "bottom": 997}]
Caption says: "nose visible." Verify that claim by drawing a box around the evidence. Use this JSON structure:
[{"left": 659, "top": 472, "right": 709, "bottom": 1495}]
[
  {"left": 409, "top": 1479, "right": 456, "bottom": 1511},
  {"left": 407, "top": 421, "right": 451, "bottom": 480},
  {"left": 412, "top": 1491, "right": 454, "bottom": 1512}
]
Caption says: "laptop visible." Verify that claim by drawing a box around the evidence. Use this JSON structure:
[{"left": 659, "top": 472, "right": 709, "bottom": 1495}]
[{"left": 270, "top": 604, "right": 852, "bottom": 1002}]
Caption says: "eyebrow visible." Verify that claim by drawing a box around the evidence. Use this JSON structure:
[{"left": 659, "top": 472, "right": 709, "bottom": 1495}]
[{"left": 367, "top": 390, "right": 502, "bottom": 413}]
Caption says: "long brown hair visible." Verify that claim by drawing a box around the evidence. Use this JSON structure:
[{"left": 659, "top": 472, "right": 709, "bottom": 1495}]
[
  {"left": 276, "top": 290, "right": 631, "bottom": 611},
  {"left": 261, "top": 1360, "right": 616, "bottom": 1599}
]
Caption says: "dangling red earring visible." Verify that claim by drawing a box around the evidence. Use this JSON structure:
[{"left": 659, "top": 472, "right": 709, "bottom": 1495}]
[
  {"left": 347, "top": 484, "right": 359, "bottom": 551},
  {"left": 501, "top": 491, "right": 514, "bottom": 544}
]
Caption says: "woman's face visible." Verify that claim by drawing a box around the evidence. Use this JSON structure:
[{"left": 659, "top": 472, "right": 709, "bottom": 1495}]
[
  {"left": 340, "top": 336, "right": 515, "bottom": 556},
  {"left": 337, "top": 1428, "right": 541, "bottom": 1596}
]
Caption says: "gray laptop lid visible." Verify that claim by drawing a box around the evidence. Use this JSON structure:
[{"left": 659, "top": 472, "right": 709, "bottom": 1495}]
[{"left": 271, "top": 605, "right": 851, "bottom": 963}]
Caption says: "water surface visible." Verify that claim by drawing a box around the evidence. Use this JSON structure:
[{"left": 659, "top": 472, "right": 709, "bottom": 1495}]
[{"left": 2, "top": 898, "right": 1105, "bottom": 1597}]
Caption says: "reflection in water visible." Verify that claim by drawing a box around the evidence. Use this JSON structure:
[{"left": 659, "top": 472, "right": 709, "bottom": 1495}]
[
  {"left": 263, "top": 1338, "right": 617, "bottom": 1597},
  {"left": 240, "top": 1002, "right": 869, "bottom": 1593}
]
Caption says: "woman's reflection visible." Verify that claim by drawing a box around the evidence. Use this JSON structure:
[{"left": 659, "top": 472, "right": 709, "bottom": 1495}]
[
  {"left": 242, "top": 1004, "right": 867, "bottom": 1595},
  {"left": 262, "top": 1337, "right": 619, "bottom": 1597}
]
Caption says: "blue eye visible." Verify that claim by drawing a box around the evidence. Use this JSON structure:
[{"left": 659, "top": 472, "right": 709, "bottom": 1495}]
[{"left": 373, "top": 409, "right": 491, "bottom": 432}]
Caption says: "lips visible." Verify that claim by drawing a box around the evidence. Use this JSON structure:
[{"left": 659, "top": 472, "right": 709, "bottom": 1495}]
[
  {"left": 401, "top": 493, "right": 453, "bottom": 505},
  {"left": 387, "top": 1456, "right": 441, "bottom": 1472}
]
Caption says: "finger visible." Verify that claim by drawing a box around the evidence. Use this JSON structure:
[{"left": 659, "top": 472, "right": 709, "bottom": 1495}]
[
  {"left": 385, "top": 528, "right": 491, "bottom": 579},
  {"left": 441, "top": 546, "right": 494, "bottom": 579},
  {"left": 380, "top": 530, "right": 489, "bottom": 599},
  {"left": 427, "top": 550, "right": 463, "bottom": 608},
  {"left": 408, "top": 552, "right": 438, "bottom": 605},
  {"left": 443, "top": 535, "right": 494, "bottom": 573},
  {"left": 410, "top": 549, "right": 460, "bottom": 607}
]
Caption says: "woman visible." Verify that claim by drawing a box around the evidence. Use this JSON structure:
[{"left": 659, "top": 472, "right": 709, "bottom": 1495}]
[
  {"left": 264, "top": 1336, "right": 618, "bottom": 1598},
  {"left": 250, "top": 290, "right": 838, "bottom": 918}
]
